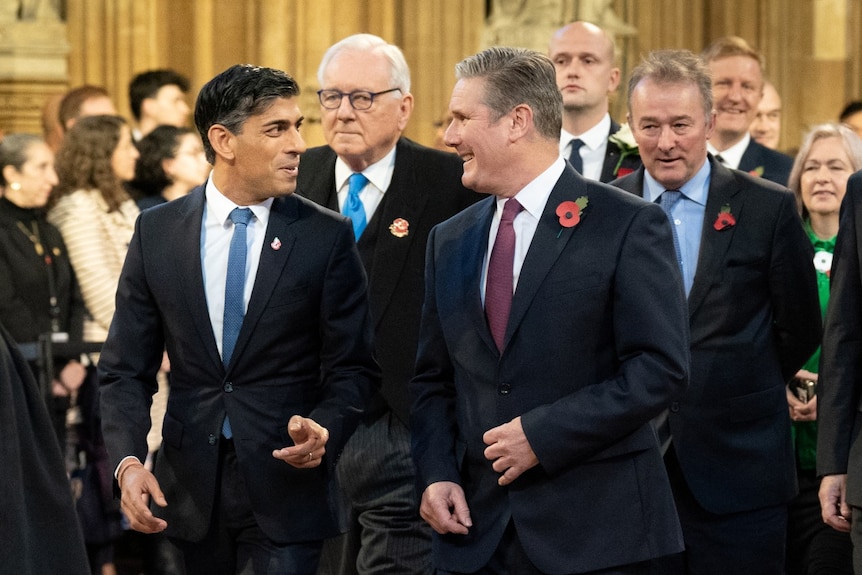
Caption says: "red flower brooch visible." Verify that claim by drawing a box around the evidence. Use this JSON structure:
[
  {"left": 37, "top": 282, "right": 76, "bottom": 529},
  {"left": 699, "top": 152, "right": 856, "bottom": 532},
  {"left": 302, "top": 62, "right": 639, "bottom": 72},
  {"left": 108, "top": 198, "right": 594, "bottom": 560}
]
[
  {"left": 713, "top": 204, "right": 736, "bottom": 231},
  {"left": 556, "top": 197, "right": 589, "bottom": 237},
  {"left": 389, "top": 217, "right": 409, "bottom": 238}
]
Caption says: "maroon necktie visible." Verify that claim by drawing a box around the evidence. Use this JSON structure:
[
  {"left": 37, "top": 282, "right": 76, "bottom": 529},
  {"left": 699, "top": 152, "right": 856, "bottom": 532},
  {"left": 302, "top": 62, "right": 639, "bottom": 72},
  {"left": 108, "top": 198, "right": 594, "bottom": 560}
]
[{"left": 486, "top": 198, "right": 524, "bottom": 352}]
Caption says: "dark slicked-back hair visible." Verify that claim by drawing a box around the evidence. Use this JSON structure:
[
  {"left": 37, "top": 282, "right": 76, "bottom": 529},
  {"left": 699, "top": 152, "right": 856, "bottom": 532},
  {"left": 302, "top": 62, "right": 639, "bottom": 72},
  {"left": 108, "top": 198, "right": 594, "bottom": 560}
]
[
  {"left": 129, "top": 69, "right": 191, "bottom": 121},
  {"left": 194, "top": 64, "right": 300, "bottom": 164},
  {"left": 627, "top": 49, "right": 714, "bottom": 118},
  {"left": 455, "top": 46, "right": 562, "bottom": 140}
]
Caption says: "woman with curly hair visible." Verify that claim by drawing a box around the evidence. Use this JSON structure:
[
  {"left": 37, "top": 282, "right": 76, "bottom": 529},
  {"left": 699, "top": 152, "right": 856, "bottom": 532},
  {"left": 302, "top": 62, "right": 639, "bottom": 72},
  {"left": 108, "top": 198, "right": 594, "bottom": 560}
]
[{"left": 48, "top": 114, "right": 139, "bottom": 343}]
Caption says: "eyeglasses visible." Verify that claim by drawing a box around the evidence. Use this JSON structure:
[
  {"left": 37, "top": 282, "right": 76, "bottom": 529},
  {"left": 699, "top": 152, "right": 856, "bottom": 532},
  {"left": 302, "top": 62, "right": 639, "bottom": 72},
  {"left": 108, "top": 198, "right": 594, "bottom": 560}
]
[{"left": 317, "top": 88, "right": 402, "bottom": 111}]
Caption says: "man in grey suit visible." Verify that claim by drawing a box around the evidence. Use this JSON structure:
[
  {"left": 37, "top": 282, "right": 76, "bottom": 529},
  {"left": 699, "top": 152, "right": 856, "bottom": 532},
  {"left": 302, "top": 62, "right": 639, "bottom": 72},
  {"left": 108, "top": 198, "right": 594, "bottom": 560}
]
[
  {"left": 612, "top": 49, "right": 820, "bottom": 574},
  {"left": 98, "top": 64, "right": 379, "bottom": 575},
  {"left": 297, "top": 34, "right": 479, "bottom": 575}
]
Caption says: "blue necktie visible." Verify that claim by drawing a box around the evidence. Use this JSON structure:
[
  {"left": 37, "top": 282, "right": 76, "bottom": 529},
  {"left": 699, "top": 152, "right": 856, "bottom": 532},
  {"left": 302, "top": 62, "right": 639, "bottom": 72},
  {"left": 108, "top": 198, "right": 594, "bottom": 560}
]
[
  {"left": 569, "top": 138, "right": 585, "bottom": 174},
  {"left": 222, "top": 207, "right": 253, "bottom": 438},
  {"left": 659, "top": 190, "right": 683, "bottom": 274},
  {"left": 343, "top": 173, "right": 369, "bottom": 240}
]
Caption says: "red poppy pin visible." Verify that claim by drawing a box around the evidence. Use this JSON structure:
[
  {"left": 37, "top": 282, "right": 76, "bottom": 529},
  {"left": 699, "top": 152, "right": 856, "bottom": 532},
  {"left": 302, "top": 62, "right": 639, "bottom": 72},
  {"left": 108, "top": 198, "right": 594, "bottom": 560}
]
[
  {"left": 749, "top": 166, "right": 764, "bottom": 177},
  {"left": 713, "top": 204, "right": 736, "bottom": 231},
  {"left": 555, "top": 197, "right": 588, "bottom": 237},
  {"left": 616, "top": 167, "right": 634, "bottom": 177},
  {"left": 389, "top": 217, "right": 409, "bottom": 238}
]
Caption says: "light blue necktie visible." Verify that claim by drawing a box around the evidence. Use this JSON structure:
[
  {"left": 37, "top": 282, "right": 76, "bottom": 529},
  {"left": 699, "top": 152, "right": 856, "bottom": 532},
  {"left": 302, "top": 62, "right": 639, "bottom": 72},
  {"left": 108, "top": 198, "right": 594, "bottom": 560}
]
[
  {"left": 659, "top": 190, "right": 683, "bottom": 273},
  {"left": 222, "top": 207, "right": 253, "bottom": 438},
  {"left": 343, "top": 172, "right": 369, "bottom": 240}
]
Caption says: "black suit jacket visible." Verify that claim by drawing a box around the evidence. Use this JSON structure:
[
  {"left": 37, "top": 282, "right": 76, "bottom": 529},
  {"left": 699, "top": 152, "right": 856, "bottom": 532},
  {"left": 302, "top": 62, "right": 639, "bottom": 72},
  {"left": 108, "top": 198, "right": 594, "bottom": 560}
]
[
  {"left": 98, "top": 187, "right": 380, "bottom": 544},
  {"left": 818, "top": 172, "right": 862, "bottom": 502},
  {"left": 297, "top": 137, "right": 480, "bottom": 423},
  {"left": 599, "top": 120, "right": 643, "bottom": 183},
  {"left": 613, "top": 156, "right": 821, "bottom": 514},
  {"left": 738, "top": 139, "right": 793, "bottom": 186},
  {"left": 411, "top": 165, "right": 688, "bottom": 573}
]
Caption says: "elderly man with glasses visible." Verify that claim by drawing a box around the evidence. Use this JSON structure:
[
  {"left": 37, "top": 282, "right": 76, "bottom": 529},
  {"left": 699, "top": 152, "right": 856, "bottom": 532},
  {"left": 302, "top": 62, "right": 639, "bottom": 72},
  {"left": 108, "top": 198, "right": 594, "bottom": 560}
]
[{"left": 297, "top": 34, "right": 480, "bottom": 575}]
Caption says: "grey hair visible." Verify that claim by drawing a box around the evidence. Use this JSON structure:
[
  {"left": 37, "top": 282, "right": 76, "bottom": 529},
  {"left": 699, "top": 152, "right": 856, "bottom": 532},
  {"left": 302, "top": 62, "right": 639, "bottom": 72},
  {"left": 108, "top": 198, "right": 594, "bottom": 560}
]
[
  {"left": 627, "top": 49, "right": 714, "bottom": 118},
  {"left": 317, "top": 33, "right": 411, "bottom": 94},
  {"left": 455, "top": 46, "right": 562, "bottom": 140},
  {"left": 0, "top": 133, "right": 44, "bottom": 186}
]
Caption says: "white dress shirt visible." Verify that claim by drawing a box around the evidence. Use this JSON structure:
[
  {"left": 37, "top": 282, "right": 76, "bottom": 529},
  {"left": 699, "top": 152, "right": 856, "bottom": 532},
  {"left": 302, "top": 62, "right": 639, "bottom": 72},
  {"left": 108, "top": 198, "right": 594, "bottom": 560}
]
[
  {"left": 482, "top": 157, "right": 566, "bottom": 302},
  {"left": 559, "top": 113, "right": 612, "bottom": 181},
  {"left": 334, "top": 146, "right": 397, "bottom": 223},
  {"left": 708, "top": 133, "right": 750, "bottom": 169}
]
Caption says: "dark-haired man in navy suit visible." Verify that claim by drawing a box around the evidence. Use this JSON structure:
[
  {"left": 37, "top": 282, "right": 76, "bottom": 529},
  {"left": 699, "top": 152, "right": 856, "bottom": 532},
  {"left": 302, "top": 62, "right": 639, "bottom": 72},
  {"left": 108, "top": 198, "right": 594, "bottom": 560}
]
[
  {"left": 612, "top": 49, "right": 820, "bottom": 574},
  {"left": 411, "top": 46, "right": 688, "bottom": 574},
  {"left": 701, "top": 36, "right": 793, "bottom": 185},
  {"left": 98, "top": 64, "right": 379, "bottom": 575}
]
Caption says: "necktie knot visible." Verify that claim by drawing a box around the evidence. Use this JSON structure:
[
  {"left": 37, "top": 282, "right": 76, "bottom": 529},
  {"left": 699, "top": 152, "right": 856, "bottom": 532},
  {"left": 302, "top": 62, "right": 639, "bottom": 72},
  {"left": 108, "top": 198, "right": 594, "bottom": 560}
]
[
  {"left": 569, "top": 138, "right": 585, "bottom": 174},
  {"left": 660, "top": 190, "right": 682, "bottom": 212},
  {"left": 501, "top": 197, "right": 524, "bottom": 223},
  {"left": 344, "top": 173, "right": 369, "bottom": 240},
  {"left": 230, "top": 207, "right": 253, "bottom": 227}
]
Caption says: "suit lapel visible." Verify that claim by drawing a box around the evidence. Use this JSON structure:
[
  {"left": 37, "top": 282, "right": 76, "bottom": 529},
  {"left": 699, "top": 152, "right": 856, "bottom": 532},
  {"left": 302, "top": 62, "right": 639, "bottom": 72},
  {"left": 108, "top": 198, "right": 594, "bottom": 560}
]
[
  {"left": 227, "top": 196, "right": 299, "bottom": 372},
  {"left": 299, "top": 149, "right": 339, "bottom": 211},
  {"left": 364, "top": 139, "right": 429, "bottom": 328},
  {"left": 600, "top": 120, "right": 622, "bottom": 183},
  {"left": 504, "top": 167, "right": 588, "bottom": 351},
  {"left": 175, "top": 188, "right": 224, "bottom": 373},
  {"left": 687, "top": 158, "right": 743, "bottom": 317},
  {"left": 464, "top": 199, "right": 498, "bottom": 354}
]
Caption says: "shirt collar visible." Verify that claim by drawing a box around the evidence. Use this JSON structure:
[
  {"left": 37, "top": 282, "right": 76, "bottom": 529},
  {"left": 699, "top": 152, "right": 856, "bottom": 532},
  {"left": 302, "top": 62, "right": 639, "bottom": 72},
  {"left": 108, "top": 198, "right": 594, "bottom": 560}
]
[
  {"left": 499, "top": 156, "right": 566, "bottom": 220},
  {"left": 707, "top": 132, "right": 750, "bottom": 169},
  {"left": 205, "top": 175, "right": 274, "bottom": 228},
  {"left": 335, "top": 145, "right": 398, "bottom": 193},
  {"left": 560, "top": 113, "right": 611, "bottom": 153},
  {"left": 643, "top": 158, "right": 711, "bottom": 206}
]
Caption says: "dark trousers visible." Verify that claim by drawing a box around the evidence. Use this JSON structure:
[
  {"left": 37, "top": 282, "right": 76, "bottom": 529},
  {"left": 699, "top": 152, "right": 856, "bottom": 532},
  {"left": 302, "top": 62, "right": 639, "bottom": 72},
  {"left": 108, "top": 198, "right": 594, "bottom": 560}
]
[
  {"left": 438, "top": 521, "right": 676, "bottom": 575},
  {"left": 317, "top": 410, "right": 431, "bottom": 575},
  {"left": 665, "top": 446, "right": 786, "bottom": 575},
  {"left": 787, "top": 469, "right": 853, "bottom": 575},
  {"left": 170, "top": 439, "right": 322, "bottom": 575}
]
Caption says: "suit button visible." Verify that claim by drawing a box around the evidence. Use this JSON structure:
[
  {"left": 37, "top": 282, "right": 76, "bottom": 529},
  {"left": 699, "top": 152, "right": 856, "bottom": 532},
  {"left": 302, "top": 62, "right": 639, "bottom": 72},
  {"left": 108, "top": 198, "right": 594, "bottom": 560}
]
[
  {"left": 670, "top": 401, "right": 680, "bottom": 412},
  {"left": 208, "top": 434, "right": 217, "bottom": 445},
  {"left": 499, "top": 382, "right": 511, "bottom": 395},
  {"left": 224, "top": 382, "right": 233, "bottom": 393}
]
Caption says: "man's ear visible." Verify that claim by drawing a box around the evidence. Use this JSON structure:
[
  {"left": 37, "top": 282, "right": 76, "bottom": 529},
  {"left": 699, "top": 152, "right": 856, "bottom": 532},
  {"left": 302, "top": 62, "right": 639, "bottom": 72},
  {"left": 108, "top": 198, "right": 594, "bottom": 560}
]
[
  {"left": 208, "top": 124, "right": 235, "bottom": 161},
  {"left": 509, "top": 103, "right": 533, "bottom": 142}
]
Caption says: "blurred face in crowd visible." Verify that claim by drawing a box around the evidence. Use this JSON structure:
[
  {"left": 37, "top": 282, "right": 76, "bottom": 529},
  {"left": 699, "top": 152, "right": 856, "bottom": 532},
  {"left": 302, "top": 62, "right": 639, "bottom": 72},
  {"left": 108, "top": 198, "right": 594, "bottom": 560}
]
[
  {"left": 319, "top": 49, "right": 413, "bottom": 172},
  {"left": 844, "top": 110, "right": 862, "bottom": 139},
  {"left": 146, "top": 84, "right": 191, "bottom": 128},
  {"left": 78, "top": 96, "right": 117, "bottom": 121},
  {"left": 750, "top": 81, "right": 782, "bottom": 150},
  {"left": 165, "top": 133, "right": 210, "bottom": 189},
  {"left": 549, "top": 22, "right": 620, "bottom": 117},
  {"left": 2, "top": 141, "right": 58, "bottom": 208},
  {"left": 111, "top": 124, "right": 140, "bottom": 182},
  {"left": 800, "top": 136, "right": 854, "bottom": 219},
  {"left": 629, "top": 78, "right": 715, "bottom": 191},
  {"left": 444, "top": 77, "right": 513, "bottom": 197},
  {"left": 708, "top": 55, "right": 763, "bottom": 146}
]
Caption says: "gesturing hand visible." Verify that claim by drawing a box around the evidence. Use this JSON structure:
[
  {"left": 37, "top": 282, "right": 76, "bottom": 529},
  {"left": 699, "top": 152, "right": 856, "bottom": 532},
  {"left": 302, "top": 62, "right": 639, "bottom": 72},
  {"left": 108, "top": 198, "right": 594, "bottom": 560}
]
[
  {"left": 420, "top": 481, "right": 472, "bottom": 535},
  {"left": 271, "top": 414, "right": 330, "bottom": 468},
  {"left": 483, "top": 416, "right": 539, "bottom": 486}
]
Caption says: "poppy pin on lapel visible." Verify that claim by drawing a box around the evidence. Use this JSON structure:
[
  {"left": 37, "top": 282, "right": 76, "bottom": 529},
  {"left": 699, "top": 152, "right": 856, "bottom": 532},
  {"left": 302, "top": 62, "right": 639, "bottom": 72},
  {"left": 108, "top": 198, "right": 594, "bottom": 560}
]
[
  {"left": 389, "top": 218, "right": 409, "bottom": 238},
  {"left": 271, "top": 237, "right": 282, "bottom": 250}
]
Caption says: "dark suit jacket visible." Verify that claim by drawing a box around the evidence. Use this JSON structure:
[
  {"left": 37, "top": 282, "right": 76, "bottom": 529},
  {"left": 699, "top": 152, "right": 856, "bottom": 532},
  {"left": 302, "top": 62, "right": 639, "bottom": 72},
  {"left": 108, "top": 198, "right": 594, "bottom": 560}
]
[
  {"left": 738, "top": 139, "right": 793, "bottom": 186},
  {"left": 98, "top": 187, "right": 380, "bottom": 544},
  {"left": 410, "top": 165, "right": 688, "bottom": 573},
  {"left": 818, "top": 172, "right": 862, "bottom": 503},
  {"left": 1, "top": 322, "right": 90, "bottom": 575},
  {"left": 297, "top": 137, "right": 480, "bottom": 424},
  {"left": 613, "top": 156, "right": 822, "bottom": 514},
  {"left": 599, "top": 120, "right": 643, "bottom": 183}
]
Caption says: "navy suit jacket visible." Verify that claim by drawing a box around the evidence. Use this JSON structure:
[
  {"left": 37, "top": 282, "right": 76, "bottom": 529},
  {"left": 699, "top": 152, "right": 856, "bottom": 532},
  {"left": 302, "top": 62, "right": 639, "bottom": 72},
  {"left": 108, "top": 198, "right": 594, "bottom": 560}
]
[
  {"left": 613, "top": 156, "right": 821, "bottom": 514},
  {"left": 410, "top": 165, "right": 688, "bottom": 573},
  {"left": 738, "top": 139, "right": 793, "bottom": 186},
  {"left": 818, "top": 172, "right": 862, "bottom": 502},
  {"left": 98, "top": 187, "right": 380, "bottom": 543},
  {"left": 297, "top": 137, "right": 480, "bottom": 423}
]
